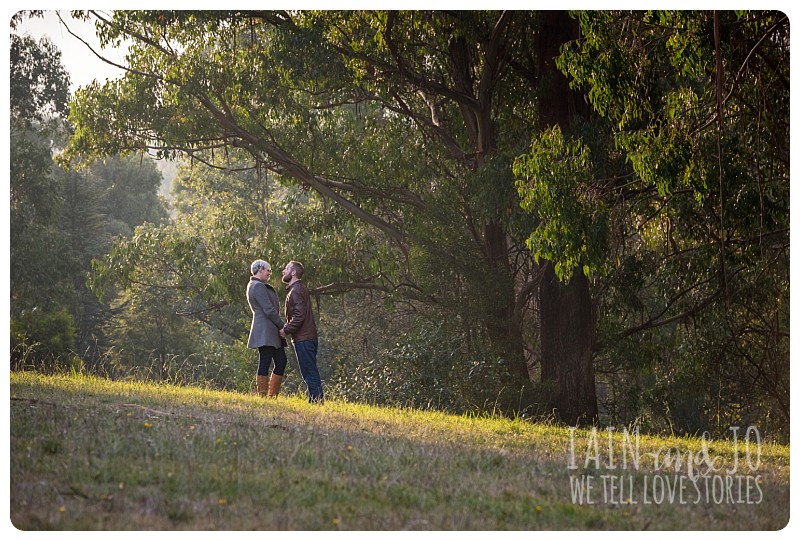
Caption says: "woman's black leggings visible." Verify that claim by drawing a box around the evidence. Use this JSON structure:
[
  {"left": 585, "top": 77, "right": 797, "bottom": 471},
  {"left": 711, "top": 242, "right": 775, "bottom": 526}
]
[{"left": 257, "top": 345, "right": 288, "bottom": 377}]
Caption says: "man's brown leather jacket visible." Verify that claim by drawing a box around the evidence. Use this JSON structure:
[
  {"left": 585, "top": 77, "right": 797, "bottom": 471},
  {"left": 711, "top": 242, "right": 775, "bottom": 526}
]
[{"left": 283, "top": 280, "right": 318, "bottom": 342}]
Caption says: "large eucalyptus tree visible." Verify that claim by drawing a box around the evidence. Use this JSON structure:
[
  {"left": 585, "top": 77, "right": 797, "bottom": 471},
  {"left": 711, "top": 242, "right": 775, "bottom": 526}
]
[
  {"left": 515, "top": 11, "right": 789, "bottom": 435},
  {"left": 66, "top": 10, "right": 601, "bottom": 422}
]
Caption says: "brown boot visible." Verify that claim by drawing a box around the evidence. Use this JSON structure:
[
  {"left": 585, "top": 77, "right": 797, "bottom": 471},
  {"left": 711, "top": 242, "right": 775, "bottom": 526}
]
[
  {"left": 268, "top": 373, "right": 284, "bottom": 397},
  {"left": 256, "top": 375, "right": 269, "bottom": 397}
]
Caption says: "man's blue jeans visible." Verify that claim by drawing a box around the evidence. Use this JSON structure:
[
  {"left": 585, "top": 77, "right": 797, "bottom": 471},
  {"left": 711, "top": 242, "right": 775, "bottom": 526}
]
[{"left": 293, "top": 338, "right": 323, "bottom": 402}]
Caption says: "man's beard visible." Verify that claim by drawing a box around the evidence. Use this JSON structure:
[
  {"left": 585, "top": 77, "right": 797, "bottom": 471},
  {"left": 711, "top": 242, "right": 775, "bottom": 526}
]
[{"left": 281, "top": 274, "right": 292, "bottom": 284}]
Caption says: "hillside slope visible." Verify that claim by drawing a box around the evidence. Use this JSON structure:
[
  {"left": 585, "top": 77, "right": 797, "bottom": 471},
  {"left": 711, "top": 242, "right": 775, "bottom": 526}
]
[{"left": 9, "top": 372, "right": 790, "bottom": 530}]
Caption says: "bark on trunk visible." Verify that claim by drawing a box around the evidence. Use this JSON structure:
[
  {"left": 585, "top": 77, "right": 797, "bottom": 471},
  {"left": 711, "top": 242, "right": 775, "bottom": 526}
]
[
  {"left": 536, "top": 11, "right": 599, "bottom": 425},
  {"left": 540, "top": 264, "right": 598, "bottom": 424},
  {"left": 484, "top": 220, "right": 529, "bottom": 379}
]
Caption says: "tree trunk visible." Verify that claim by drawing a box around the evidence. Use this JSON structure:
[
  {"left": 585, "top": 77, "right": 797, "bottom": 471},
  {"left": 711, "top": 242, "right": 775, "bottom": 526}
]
[
  {"left": 484, "top": 220, "right": 529, "bottom": 379},
  {"left": 446, "top": 31, "right": 529, "bottom": 380},
  {"left": 539, "top": 264, "right": 598, "bottom": 424},
  {"left": 536, "top": 11, "right": 599, "bottom": 425}
]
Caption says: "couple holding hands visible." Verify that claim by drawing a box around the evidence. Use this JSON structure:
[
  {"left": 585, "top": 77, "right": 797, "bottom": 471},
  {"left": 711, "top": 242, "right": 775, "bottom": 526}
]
[{"left": 246, "top": 259, "right": 324, "bottom": 403}]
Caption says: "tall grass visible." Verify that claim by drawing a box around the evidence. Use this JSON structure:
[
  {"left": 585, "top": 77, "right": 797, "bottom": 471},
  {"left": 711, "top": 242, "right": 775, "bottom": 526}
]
[{"left": 10, "top": 371, "right": 790, "bottom": 530}]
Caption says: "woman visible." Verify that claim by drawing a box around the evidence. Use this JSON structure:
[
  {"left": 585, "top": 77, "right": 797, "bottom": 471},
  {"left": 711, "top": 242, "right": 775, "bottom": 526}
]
[{"left": 246, "top": 259, "right": 287, "bottom": 397}]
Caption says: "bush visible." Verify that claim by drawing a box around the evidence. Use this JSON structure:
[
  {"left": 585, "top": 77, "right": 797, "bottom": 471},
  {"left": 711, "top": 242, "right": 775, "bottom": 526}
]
[
  {"left": 329, "top": 321, "right": 549, "bottom": 418},
  {"left": 11, "top": 308, "right": 78, "bottom": 371}
]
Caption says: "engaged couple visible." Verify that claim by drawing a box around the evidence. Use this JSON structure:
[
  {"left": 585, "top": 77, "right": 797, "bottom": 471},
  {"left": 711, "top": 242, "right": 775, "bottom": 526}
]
[{"left": 246, "top": 259, "right": 324, "bottom": 403}]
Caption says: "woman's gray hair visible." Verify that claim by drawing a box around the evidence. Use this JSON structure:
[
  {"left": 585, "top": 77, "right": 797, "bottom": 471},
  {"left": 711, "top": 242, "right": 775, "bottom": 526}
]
[{"left": 250, "top": 259, "right": 270, "bottom": 275}]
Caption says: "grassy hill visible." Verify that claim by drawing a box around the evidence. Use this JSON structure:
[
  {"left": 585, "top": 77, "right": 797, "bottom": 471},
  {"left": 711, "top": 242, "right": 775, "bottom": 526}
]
[{"left": 9, "top": 371, "right": 790, "bottom": 530}]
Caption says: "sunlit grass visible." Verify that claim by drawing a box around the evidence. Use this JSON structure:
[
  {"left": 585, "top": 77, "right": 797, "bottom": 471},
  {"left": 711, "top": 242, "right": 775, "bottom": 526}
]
[{"left": 10, "top": 371, "right": 789, "bottom": 530}]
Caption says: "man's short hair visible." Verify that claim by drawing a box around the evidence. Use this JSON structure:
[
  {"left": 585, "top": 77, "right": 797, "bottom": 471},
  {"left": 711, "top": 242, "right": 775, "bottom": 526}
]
[{"left": 289, "top": 260, "right": 304, "bottom": 279}]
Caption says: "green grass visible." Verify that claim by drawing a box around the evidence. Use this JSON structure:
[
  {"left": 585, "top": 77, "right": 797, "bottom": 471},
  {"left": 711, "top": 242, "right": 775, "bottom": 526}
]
[{"left": 10, "top": 371, "right": 790, "bottom": 530}]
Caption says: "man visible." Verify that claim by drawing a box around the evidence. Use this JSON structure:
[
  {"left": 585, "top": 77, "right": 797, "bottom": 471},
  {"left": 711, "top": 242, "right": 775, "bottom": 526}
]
[
  {"left": 279, "top": 260, "right": 324, "bottom": 403},
  {"left": 246, "top": 260, "right": 287, "bottom": 397}
]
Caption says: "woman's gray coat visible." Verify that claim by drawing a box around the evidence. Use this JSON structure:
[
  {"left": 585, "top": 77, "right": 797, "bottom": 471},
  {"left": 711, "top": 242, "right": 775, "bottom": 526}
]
[{"left": 246, "top": 277, "right": 286, "bottom": 349}]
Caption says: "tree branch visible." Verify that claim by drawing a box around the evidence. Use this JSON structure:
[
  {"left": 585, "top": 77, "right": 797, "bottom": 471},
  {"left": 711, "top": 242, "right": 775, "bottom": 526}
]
[
  {"left": 190, "top": 91, "right": 410, "bottom": 255},
  {"left": 597, "top": 266, "right": 745, "bottom": 352}
]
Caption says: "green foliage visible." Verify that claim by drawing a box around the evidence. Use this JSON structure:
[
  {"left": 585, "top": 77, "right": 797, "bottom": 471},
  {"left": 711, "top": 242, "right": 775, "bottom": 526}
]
[
  {"left": 11, "top": 20, "right": 178, "bottom": 380},
  {"left": 559, "top": 10, "right": 789, "bottom": 436},
  {"left": 84, "top": 155, "right": 288, "bottom": 382},
  {"left": 333, "top": 321, "right": 547, "bottom": 417},
  {"left": 87, "top": 155, "right": 169, "bottom": 232},
  {"left": 514, "top": 126, "right": 609, "bottom": 282},
  {"left": 10, "top": 126, "right": 62, "bottom": 225},
  {"left": 9, "top": 32, "right": 75, "bottom": 316},
  {"left": 11, "top": 309, "right": 78, "bottom": 370},
  {"left": 9, "top": 33, "right": 70, "bottom": 128},
  {"left": 560, "top": 11, "right": 710, "bottom": 195}
]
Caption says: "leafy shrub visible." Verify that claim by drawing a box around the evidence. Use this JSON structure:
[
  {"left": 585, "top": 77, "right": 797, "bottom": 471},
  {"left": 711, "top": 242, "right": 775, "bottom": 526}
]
[
  {"left": 329, "top": 321, "right": 549, "bottom": 418},
  {"left": 10, "top": 308, "right": 79, "bottom": 371}
]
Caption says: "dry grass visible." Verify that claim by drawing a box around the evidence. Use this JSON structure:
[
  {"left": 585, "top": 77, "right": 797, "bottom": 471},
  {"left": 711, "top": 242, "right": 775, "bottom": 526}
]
[{"left": 9, "top": 371, "right": 790, "bottom": 530}]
